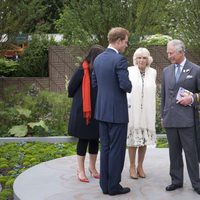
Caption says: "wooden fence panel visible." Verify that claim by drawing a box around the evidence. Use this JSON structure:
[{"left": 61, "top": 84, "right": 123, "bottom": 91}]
[
  {"left": 0, "top": 45, "right": 200, "bottom": 99},
  {"left": 0, "top": 77, "right": 49, "bottom": 98},
  {"left": 49, "top": 46, "right": 85, "bottom": 92}
]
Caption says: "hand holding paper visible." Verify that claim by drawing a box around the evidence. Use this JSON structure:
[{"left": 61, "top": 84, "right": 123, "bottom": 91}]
[{"left": 176, "top": 87, "right": 193, "bottom": 106}]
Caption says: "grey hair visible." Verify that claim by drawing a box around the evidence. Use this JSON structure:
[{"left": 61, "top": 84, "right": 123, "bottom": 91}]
[
  {"left": 167, "top": 39, "right": 185, "bottom": 53},
  {"left": 133, "top": 47, "right": 153, "bottom": 67}
]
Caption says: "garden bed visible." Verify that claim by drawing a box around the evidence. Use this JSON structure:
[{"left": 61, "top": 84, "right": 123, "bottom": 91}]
[{"left": 0, "top": 141, "right": 77, "bottom": 200}]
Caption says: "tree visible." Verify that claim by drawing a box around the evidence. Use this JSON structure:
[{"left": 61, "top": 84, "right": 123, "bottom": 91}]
[
  {"left": 0, "top": 0, "right": 23, "bottom": 49},
  {"left": 0, "top": 0, "right": 66, "bottom": 53},
  {"left": 18, "top": 34, "right": 58, "bottom": 77},
  {"left": 0, "top": 0, "right": 22, "bottom": 35},
  {"left": 55, "top": 0, "right": 169, "bottom": 47},
  {"left": 56, "top": 0, "right": 135, "bottom": 46},
  {"left": 22, "top": 0, "right": 67, "bottom": 33},
  {"left": 0, "top": 0, "right": 66, "bottom": 35},
  {"left": 164, "top": 0, "right": 200, "bottom": 50},
  {"left": 134, "top": 0, "right": 169, "bottom": 37},
  {"left": 56, "top": 0, "right": 171, "bottom": 46}
]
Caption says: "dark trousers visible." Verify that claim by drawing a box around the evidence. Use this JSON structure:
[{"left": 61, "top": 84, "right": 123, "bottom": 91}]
[
  {"left": 99, "top": 121, "right": 127, "bottom": 194},
  {"left": 77, "top": 138, "right": 99, "bottom": 156},
  {"left": 166, "top": 127, "right": 200, "bottom": 189}
]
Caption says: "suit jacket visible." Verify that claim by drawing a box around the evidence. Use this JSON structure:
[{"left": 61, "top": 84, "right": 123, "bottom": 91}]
[
  {"left": 92, "top": 48, "right": 132, "bottom": 123},
  {"left": 161, "top": 59, "right": 200, "bottom": 128}
]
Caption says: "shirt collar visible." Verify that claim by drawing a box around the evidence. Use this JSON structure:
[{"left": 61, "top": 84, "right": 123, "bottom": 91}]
[
  {"left": 176, "top": 57, "right": 186, "bottom": 68},
  {"left": 108, "top": 45, "right": 119, "bottom": 54}
]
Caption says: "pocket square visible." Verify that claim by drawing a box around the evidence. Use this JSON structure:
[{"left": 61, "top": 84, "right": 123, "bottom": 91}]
[
  {"left": 186, "top": 75, "right": 193, "bottom": 79},
  {"left": 183, "top": 69, "right": 190, "bottom": 73}
]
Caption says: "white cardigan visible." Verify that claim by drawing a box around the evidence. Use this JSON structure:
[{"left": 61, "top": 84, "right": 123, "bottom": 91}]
[{"left": 127, "top": 65, "right": 157, "bottom": 147}]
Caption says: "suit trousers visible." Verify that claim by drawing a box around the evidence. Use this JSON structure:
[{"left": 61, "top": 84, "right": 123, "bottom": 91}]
[
  {"left": 99, "top": 121, "right": 127, "bottom": 194},
  {"left": 166, "top": 127, "right": 200, "bottom": 189}
]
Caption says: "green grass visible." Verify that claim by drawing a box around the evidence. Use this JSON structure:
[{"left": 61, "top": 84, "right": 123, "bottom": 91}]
[
  {"left": 0, "top": 142, "right": 76, "bottom": 200},
  {"left": 156, "top": 137, "right": 168, "bottom": 148}
]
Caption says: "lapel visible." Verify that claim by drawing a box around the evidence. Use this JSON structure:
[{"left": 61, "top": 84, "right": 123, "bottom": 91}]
[
  {"left": 178, "top": 60, "right": 192, "bottom": 83},
  {"left": 169, "top": 64, "right": 176, "bottom": 89},
  {"left": 169, "top": 60, "right": 193, "bottom": 89}
]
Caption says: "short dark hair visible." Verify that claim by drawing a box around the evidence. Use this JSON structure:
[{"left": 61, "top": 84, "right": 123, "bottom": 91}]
[{"left": 107, "top": 27, "right": 130, "bottom": 43}]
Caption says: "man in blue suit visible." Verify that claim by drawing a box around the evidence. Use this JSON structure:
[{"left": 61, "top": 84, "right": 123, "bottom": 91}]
[{"left": 92, "top": 27, "right": 132, "bottom": 196}]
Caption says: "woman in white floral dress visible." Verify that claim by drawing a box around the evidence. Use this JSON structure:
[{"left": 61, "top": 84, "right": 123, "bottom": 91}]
[{"left": 127, "top": 47, "right": 157, "bottom": 179}]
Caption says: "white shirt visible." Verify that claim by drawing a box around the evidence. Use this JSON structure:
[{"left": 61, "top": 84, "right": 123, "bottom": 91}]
[
  {"left": 175, "top": 58, "right": 194, "bottom": 104},
  {"left": 175, "top": 57, "right": 186, "bottom": 74}
]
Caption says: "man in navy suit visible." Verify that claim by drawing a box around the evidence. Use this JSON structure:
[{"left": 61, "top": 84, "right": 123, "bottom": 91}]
[
  {"left": 161, "top": 39, "right": 200, "bottom": 195},
  {"left": 92, "top": 27, "right": 132, "bottom": 196}
]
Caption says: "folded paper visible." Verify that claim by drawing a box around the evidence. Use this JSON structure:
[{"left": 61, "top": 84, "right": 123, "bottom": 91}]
[{"left": 176, "top": 87, "right": 192, "bottom": 101}]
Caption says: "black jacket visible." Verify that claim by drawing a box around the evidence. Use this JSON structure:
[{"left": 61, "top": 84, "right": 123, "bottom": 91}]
[{"left": 67, "top": 66, "right": 99, "bottom": 139}]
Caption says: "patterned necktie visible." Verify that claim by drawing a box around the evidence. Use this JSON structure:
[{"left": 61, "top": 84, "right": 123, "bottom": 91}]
[{"left": 175, "top": 64, "right": 181, "bottom": 83}]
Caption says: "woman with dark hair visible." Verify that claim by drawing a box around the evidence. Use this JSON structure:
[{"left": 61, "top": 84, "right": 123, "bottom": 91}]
[{"left": 68, "top": 45, "right": 105, "bottom": 183}]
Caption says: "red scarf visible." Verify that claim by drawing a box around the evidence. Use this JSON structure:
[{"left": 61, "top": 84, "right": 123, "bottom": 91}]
[{"left": 82, "top": 60, "right": 91, "bottom": 125}]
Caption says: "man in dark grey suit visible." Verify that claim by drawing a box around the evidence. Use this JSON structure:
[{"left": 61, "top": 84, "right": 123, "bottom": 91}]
[
  {"left": 92, "top": 27, "right": 132, "bottom": 195},
  {"left": 161, "top": 39, "right": 200, "bottom": 195}
]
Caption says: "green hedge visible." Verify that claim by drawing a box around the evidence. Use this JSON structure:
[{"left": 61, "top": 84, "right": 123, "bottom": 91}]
[{"left": 0, "top": 58, "right": 19, "bottom": 77}]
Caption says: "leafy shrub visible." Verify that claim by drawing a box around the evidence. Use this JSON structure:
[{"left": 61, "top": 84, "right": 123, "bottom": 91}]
[
  {"left": 156, "top": 138, "right": 168, "bottom": 148},
  {"left": 156, "top": 85, "right": 166, "bottom": 134},
  {"left": 0, "top": 34, "right": 59, "bottom": 77},
  {"left": 16, "top": 34, "right": 58, "bottom": 77},
  {"left": 0, "top": 85, "right": 71, "bottom": 137},
  {"left": 0, "top": 188, "right": 13, "bottom": 200},
  {"left": 0, "top": 58, "right": 19, "bottom": 76},
  {"left": 0, "top": 83, "right": 164, "bottom": 137},
  {"left": 139, "top": 34, "right": 172, "bottom": 46}
]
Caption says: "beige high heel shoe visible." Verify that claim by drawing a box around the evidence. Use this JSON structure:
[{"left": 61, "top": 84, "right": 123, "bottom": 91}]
[
  {"left": 137, "top": 168, "right": 146, "bottom": 178},
  {"left": 129, "top": 168, "right": 138, "bottom": 179}
]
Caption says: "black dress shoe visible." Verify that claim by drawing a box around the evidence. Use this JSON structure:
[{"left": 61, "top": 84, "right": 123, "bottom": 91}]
[
  {"left": 109, "top": 187, "right": 131, "bottom": 196},
  {"left": 194, "top": 188, "right": 200, "bottom": 195},
  {"left": 166, "top": 184, "right": 183, "bottom": 191}
]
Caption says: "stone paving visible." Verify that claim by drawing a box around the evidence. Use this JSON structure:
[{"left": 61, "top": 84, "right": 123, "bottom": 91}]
[{"left": 14, "top": 148, "right": 200, "bottom": 200}]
